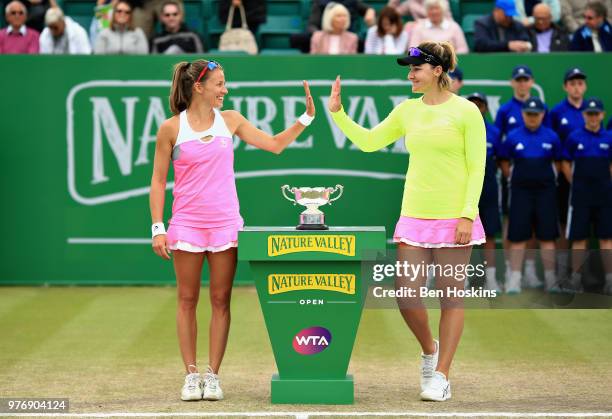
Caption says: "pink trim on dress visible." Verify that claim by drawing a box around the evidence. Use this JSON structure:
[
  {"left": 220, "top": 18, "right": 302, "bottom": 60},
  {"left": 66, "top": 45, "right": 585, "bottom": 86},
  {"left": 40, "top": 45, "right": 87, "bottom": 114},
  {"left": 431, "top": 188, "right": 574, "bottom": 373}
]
[{"left": 393, "top": 216, "right": 486, "bottom": 248}]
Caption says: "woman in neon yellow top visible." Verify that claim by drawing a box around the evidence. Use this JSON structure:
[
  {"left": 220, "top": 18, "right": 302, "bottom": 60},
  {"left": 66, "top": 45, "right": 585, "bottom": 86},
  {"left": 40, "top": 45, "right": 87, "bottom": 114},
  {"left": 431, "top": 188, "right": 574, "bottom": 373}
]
[{"left": 329, "top": 41, "right": 487, "bottom": 402}]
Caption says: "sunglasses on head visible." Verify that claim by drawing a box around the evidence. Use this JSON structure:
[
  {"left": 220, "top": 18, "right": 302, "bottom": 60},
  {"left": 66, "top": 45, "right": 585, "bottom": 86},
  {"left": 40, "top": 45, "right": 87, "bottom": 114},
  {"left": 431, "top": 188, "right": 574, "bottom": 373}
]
[
  {"left": 408, "top": 47, "right": 446, "bottom": 70},
  {"left": 195, "top": 61, "right": 220, "bottom": 84}
]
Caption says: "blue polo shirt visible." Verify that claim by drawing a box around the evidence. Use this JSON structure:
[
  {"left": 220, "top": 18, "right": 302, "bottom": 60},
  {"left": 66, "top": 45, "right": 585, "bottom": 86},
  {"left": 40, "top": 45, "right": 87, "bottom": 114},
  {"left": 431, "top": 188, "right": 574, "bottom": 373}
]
[
  {"left": 550, "top": 98, "right": 586, "bottom": 142},
  {"left": 500, "top": 125, "right": 562, "bottom": 188},
  {"left": 495, "top": 97, "right": 551, "bottom": 136},
  {"left": 481, "top": 121, "right": 502, "bottom": 204},
  {"left": 563, "top": 127, "right": 612, "bottom": 206}
]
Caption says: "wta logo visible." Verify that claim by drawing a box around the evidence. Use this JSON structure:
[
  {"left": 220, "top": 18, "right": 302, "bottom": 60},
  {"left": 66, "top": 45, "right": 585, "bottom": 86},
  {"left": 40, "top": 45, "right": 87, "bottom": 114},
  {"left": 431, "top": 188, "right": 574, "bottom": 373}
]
[{"left": 293, "top": 326, "right": 332, "bottom": 355}]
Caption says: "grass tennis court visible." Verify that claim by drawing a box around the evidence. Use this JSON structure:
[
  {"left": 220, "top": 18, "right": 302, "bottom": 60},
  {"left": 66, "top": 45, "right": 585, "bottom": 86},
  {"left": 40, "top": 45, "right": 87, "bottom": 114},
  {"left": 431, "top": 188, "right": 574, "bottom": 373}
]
[{"left": 1, "top": 287, "right": 611, "bottom": 415}]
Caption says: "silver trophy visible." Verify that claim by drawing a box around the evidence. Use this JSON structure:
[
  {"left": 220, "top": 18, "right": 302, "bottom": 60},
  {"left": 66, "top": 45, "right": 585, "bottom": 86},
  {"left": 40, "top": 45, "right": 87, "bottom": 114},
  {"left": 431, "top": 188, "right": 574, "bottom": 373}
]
[{"left": 281, "top": 185, "right": 344, "bottom": 230}]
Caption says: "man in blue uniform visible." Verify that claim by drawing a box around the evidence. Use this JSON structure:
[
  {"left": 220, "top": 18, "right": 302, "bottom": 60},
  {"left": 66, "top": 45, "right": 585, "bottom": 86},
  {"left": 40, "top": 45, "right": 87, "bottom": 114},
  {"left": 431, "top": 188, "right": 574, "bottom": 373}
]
[
  {"left": 468, "top": 92, "right": 502, "bottom": 292},
  {"left": 496, "top": 65, "right": 551, "bottom": 290},
  {"left": 495, "top": 65, "right": 551, "bottom": 137},
  {"left": 549, "top": 67, "right": 588, "bottom": 280},
  {"left": 561, "top": 98, "right": 612, "bottom": 294},
  {"left": 500, "top": 97, "right": 562, "bottom": 294}
]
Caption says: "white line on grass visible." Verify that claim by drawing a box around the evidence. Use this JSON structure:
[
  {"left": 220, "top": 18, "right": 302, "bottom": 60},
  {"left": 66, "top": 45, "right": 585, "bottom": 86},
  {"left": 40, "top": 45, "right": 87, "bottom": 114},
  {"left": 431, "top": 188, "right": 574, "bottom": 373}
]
[{"left": 3, "top": 412, "right": 611, "bottom": 418}]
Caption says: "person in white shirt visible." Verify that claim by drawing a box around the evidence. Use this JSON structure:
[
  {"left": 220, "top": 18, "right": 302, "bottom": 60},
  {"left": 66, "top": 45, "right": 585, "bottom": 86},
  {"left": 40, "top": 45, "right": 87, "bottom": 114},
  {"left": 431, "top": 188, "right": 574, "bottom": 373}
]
[
  {"left": 365, "top": 6, "right": 409, "bottom": 54},
  {"left": 409, "top": 0, "right": 469, "bottom": 53},
  {"left": 39, "top": 7, "right": 91, "bottom": 54}
]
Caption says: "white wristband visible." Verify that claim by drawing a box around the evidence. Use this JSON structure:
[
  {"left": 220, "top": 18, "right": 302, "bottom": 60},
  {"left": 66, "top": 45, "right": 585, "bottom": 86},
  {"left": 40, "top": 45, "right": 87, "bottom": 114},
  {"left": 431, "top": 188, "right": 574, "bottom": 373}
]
[
  {"left": 152, "top": 222, "right": 166, "bottom": 238},
  {"left": 297, "top": 112, "right": 314, "bottom": 126}
]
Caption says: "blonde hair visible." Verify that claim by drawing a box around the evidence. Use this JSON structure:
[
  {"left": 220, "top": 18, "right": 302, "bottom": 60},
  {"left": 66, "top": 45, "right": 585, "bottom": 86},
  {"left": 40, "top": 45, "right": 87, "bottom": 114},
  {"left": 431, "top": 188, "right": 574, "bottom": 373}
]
[
  {"left": 322, "top": 2, "right": 350, "bottom": 33},
  {"left": 418, "top": 41, "right": 457, "bottom": 90},
  {"left": 169, "top": 60, "right": 224, "bottom": 115},
  {"left": 423, "top": 0, "right": 448, "bottom": 12}
]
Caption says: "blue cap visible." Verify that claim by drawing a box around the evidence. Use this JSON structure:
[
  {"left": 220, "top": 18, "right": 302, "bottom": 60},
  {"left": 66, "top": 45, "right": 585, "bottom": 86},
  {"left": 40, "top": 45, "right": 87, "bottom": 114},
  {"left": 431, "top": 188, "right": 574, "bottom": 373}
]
[
  {"left": 522, "top": 97, "right": 546, "bottom": 113},
  {"left": 467, "top": 92, "right": 488, "bottom": 105},
  {"left": 449, "top": 68, "right": 463, "bottom": 81},
  {"left": 584, "top": 97, "right": 604, "bottom": 113},
  {"left": 495, "top": 0, "right": 518, "bottom": 16},
  {"left": 564, "top": 67, "right": 587, "bottom": 82},
  {"left": 512, "top": 65, "right": 533, "bottom": 80}
]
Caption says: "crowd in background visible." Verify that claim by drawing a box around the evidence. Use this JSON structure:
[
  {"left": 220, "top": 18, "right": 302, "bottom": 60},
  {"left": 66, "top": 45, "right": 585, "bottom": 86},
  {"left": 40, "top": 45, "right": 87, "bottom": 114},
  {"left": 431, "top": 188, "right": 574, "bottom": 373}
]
[{"left": 1, "top": 0, "right": 611, "bottom": 54}]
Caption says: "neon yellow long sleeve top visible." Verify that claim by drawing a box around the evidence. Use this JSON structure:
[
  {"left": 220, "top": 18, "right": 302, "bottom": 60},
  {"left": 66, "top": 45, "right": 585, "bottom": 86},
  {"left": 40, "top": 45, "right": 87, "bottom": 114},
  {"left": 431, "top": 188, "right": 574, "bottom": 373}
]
[{"left": 331, "top": 94, "right": 486, "bottom": 220}]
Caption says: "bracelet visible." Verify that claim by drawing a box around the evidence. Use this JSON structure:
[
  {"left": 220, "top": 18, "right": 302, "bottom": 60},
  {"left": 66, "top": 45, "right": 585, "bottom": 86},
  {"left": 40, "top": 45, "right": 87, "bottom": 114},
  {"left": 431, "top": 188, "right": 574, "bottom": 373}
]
[
  {"left": 152, "top": 222, "right": 166, "bottom": 238},
  {"left": 297, "top": 112, "right": 314, "bottom": 126}
]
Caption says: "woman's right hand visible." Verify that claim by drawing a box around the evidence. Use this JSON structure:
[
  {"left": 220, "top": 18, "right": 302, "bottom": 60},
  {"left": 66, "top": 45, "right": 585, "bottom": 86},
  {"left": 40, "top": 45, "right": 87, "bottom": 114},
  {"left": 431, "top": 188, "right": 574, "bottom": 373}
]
[
  {"left": 152, "top": 235, "right": 171, "bottom": 260},
  {"left": 328, "top": 75, "right": 342, "bottom": 113}
]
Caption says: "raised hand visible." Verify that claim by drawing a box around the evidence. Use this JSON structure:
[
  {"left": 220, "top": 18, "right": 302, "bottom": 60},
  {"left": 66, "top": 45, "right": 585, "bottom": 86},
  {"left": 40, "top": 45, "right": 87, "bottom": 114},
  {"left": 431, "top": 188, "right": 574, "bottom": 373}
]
[
  {"left": 303, "top": 80, "right": 315, "bottom": 117},
  {"left": 328, "top": 75, "right": 342, "bottom": 113}
]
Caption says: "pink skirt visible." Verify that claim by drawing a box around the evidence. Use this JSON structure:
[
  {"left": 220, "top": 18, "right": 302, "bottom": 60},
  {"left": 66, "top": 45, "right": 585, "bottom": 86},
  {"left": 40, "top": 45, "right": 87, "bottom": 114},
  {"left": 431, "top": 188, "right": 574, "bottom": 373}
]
[
  {"left": 393, "top": 216, "right": 486, "bottom": 248},
  {"left": 167, "top": 223, "right": 242, "bottom": 253}
]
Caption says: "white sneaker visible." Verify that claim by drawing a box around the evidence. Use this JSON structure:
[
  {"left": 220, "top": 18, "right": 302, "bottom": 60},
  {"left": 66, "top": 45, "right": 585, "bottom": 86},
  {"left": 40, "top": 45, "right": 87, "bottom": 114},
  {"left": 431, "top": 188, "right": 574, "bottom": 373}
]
[
  {"left": 485, "top": 267, "right": 500, "bottom": 292},
  {"left": 420, "top": 371, "right": 451, "bottom": 401},
  {"left": 203, "top": 366, "right": 223, "bottom": 401},
  {"left": 180, "top": 372, "right": 203, "bottom": 401},
  {"left": 563, "top": 272, "right": 583, "bottom": 293},
  {"left": 545, "top": 270, "right": 562, "bottom": 293},
  {"left": 420, "top": 339, "right": 439, "bottom": 392},
  {"left": 523, "top": 264, "right": 543, "bottom": 288},
  {"left": 506, "top": 271, "right": 522, "bottom": 294}
]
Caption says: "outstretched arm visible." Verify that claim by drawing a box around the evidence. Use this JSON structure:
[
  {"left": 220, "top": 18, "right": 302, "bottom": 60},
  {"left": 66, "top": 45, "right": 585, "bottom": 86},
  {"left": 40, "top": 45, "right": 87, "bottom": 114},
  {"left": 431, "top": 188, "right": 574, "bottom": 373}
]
[
  {"left": 328, "top": 76, "right": 404, "bottom": 152},
  {"left": 231, "top": 81, "right": 315, "bottom": 154}
]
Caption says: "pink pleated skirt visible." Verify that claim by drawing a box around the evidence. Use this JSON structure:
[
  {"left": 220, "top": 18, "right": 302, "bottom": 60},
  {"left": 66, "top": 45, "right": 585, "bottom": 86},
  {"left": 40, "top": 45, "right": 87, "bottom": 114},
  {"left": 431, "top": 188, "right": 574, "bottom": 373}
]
[
  {"left": 393, "top": 216, "right": 486, "bottom": 248},
  {"left": 166, "top": 222, "right": 243, "bottom": 253}
]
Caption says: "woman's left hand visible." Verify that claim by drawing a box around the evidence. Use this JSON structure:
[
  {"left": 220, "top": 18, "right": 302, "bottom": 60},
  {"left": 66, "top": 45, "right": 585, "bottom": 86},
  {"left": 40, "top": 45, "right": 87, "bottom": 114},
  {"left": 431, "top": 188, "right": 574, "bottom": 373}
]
[
  {"left": 455, "top": 218, "right": 473, "bottom": 245},
  {"left": 304, "top": 80, "right": 315, "bottom": 117}
]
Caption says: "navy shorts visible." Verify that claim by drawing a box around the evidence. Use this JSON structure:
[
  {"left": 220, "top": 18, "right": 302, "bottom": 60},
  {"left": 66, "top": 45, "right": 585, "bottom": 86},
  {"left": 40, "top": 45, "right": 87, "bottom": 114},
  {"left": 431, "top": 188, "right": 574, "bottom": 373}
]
[
  {"left": 479, "top": 204, "right": 502, "bottom": 237},
  {"left": 566, "top": 205, "right": 612, "bottom": 240},
  {"left": 508, "top": 186, "right": 559, "bottom": 242}
]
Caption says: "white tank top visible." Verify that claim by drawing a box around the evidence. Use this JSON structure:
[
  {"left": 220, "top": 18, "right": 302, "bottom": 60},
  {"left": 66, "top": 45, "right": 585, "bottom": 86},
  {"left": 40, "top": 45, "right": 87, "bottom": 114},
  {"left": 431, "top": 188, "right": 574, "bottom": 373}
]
[{"left": 175, "top": 108, "right": 232, "bottom": 148}]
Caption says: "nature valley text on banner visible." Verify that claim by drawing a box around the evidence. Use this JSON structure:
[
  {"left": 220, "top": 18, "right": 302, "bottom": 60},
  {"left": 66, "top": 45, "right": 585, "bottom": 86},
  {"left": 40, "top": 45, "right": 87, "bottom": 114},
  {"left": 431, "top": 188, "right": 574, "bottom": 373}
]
[
  {"left": 267, "top": 274, "right": 356, "bottom": 295},
  {"left": 267, "top": 235, "right": 356, "bottom": 257}
]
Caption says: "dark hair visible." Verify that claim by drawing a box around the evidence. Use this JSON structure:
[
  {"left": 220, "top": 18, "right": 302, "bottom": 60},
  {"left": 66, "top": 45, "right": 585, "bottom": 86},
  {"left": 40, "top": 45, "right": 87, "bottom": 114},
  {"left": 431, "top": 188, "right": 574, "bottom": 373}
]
[
  {"left": 418, "top": 41, "right": 458, "bottom": 90},
  {"left": 160, "top": 0, "right": 182, "bottom": 15},
  {"left": 169, "top": 60, "right": 224, "bottom": 115},
  {"left": 586, "top": 0, "right": 607, "bottom": 17},
  {"left": 112, "top": 0, "right": 134, "bottom": 30},
  {"left": 376, "top": 6, "right": 403, "bottom": 38}
]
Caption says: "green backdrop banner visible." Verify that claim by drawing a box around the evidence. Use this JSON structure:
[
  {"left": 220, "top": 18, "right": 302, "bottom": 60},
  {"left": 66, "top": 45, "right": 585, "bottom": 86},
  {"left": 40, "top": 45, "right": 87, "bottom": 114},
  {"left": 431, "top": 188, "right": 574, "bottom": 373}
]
[{"left": 1, "top": 53, "right": 611, "bottom": 285}]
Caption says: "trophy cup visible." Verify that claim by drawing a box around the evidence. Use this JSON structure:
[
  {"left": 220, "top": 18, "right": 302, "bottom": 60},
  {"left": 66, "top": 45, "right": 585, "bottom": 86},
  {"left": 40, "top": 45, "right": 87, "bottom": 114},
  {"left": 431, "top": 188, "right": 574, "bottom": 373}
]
[{"left": 281, "top": 185, "right": 344, "bottom": 230}]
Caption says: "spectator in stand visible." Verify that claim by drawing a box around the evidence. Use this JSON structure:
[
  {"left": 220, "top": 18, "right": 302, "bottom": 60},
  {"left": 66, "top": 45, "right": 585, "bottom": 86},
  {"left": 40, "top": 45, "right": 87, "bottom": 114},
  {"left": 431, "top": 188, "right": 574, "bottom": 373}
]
[
  {"left": 218, "top": 0, "right": 266, "bottom": 34},
  {"left": 387, "top": 0, "right": 452, "bottom": 20},
  {"left": 151, "top": 0, "right": 203, "bottom": 53},
  {"left": 448, "top": 68, "right": 463, "bottom": 94},
  {"left": 0, "top": 1, "right": 39, "bottom": 53},
  {"left": 570, "top": 0, "right": 612, "bottom": 51},
  {"left": 19, "top": 0, "right": 57, "bottom": 32},
  {"left": 474, "top": 0, "right": 532, "bottom": 52},
  {"left": 561, "top": 0, "right": 612, "bottom": 32},
  {"left": 527, "top": 3, "right": 570, "bottom": 52},
  {"left": 310, "top": 2, "right": 358, "bottom": 54},
  {"left": 130, "top": 0, "right": 183, "bottom": 39},
  {"left": 364, "top": 6, "right": 408, "bottom": 54},
  {"left": 291, "top": 0, "right": 375, "bottom": 53},
  {"left": 39, "top": 7, "right": 91, "bottom": 54},
  {"left": 94, "top": 0, "right": 148, "bottom": 54},
  {"left": 408, "top": 0, "right": 468, "bottom": 53},
  {"left": 515, "top": 0, "right": 561, "bottom": 26}
]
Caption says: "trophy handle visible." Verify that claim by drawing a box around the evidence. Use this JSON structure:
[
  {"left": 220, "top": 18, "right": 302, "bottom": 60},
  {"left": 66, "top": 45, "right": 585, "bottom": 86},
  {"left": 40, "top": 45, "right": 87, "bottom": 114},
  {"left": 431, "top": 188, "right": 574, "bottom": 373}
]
[
  {"left": 281, "top": 184, "right": 297, "bottom": 205},
  {"left": 327, "top": 184, "right": 344, "bottom": 205}
]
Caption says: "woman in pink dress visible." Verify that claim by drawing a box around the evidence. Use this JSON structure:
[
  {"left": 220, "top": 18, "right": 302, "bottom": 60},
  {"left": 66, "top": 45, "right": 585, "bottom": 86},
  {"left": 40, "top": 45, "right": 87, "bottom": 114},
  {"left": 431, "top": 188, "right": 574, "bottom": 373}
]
[{"left": 149, "top": 59, "right": 315, "bottom": 401}]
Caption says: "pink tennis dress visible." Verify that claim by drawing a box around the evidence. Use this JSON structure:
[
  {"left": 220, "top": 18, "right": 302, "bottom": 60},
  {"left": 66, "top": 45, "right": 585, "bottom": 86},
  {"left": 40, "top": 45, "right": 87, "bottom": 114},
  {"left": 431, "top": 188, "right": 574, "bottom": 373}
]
[{"left": 166, "top": 109, "right": 244, "bottom": 253}]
